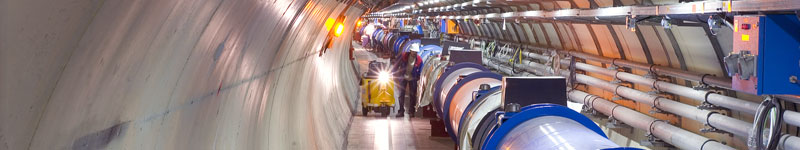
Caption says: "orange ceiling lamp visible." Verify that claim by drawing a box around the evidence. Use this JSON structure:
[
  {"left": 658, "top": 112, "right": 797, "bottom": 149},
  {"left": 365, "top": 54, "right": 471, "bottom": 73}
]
[{"left": 334, "top": 23, "right": 344, "bottom": 37}]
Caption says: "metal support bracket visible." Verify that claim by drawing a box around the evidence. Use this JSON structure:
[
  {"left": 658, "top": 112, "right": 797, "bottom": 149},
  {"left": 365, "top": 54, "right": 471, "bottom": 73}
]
[
  {"left": 644, "top": 64, "right": 658, "bottom": 79},
  {"left": 612, "top": 86, "right": 632, "bottom": 102},
  {"left": 700, "top": 112, "right": 730, "bottom": 134},
  {"left": 605, "top": 116, "right": 630, "bottom": 129},
  {"left": 642, "top": 119, "right": 669, "bottom": 147},
  {"left": 646, "top": 90, "right": 663, "bottom": 95},
  {"left": 700, "top": 125, "right": 724, "bottom": 134},
  {"left": 648, "top": 106, "right": 664, "bottom": 114},
  {"left": 698, "top": 91, "right": 723, "bottom": 110},
  {"left": 605, "top": 105, "right": 630, "bottom": 129},
  {"left": 693, "top": 83, "right": 711, "bottom": 91},
  {"left": 581, "top": 95, "right": 602, "bottom": 117},
  {"left": 607, "top": 64, "right": 619, "bottom": 70},
  {"left": 697, "top": 102, "right": 722, "bottom": 110},
  {"left": 610, "top": 78, "right": 622, "bottom": 84},
  {"left": 644, "top": 72, "right": 657, "bottom": 79},
  {"left": 611, "top": 95, "right": 623, "bottom": 101},
  {"left": 648, "top": 95, "right": 664, "bottom": 114},
  {"left": 580, "top": 104, "right": 593, "bottom": 114}
]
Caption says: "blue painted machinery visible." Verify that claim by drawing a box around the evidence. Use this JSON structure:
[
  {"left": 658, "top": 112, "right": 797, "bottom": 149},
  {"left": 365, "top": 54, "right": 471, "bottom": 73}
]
[
  {"left": 373, "top": 27, "right": 639, "bottom": 149},
  {"left": 727, "top": 14, "right": 800, "bottom": 95},
  {"left": 427, "top": 62, "right": 639, "bottom": 150}
]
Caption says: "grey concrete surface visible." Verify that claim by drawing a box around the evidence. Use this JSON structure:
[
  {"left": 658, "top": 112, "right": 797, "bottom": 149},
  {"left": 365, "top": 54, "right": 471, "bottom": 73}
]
[
  {"left": 346, "top": 116, "right": 455, "bottom": 150},
  {"left": 1, "top": 0, "right": 105, "bottom": 149},
  {"left": 1, "top": 0, "right": 363, "bottom": 149},
  {"left": 348, "top": 39, "right": 451, "bottom": 150}
]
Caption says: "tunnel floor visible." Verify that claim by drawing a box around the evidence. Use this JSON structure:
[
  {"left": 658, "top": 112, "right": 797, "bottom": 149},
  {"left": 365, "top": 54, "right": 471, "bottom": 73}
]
[
  {"left": 346, "top": 115, "right": 455, "bottom": 150},
  {"left": 348, "top": 43, "right": 455, "bottom": 150}
]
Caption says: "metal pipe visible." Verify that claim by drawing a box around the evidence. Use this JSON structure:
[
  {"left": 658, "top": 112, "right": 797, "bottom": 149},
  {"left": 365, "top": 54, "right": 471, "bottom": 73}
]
[
  {"left": 778, "top": 95, "right": 800, "bottom": 104},
  {"left": 559, "top": 50, "right": 734, "bottom": 88},
  {"left": 518, "top": 51, "right": 800, "bottom": 128},
  {"left": 458, "top": 35, "right": 736, "bottom": 89},
  {"left": 779, "top": 134, "right": 800, "bottom": 150},
  {"left": 485, "top": 59, "right": 514, "bottom": 75},
  {"left": 569, "top": 60, "right": 760, "bottom": 114},
  {"left": 570, "top": 72, "right": 752, "bottom": 137},
  {"left": 494, "top": 52, "right": 754, "bottom": 136},
  {"left": 563, "top": 58, "right": 800, "bottom": 128},
  {"left": 785, "top": 111, "right": 800, "bottom": 129},
  {"left": 490, "top": 52, "right": 800, "bottom": 150},
  {"left": 567, "top": 90, "right": 734, "bottom": 150}
]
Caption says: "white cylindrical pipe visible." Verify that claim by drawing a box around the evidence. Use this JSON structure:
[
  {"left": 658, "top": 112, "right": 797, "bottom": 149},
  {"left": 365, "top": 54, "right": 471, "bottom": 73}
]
[
  {"left": 473, "top": 38, "right": 800, "bottom": 150},
  {"left": 571, "top": 58, "right": 762, "bottom": 115},
  {"left": 516, "top": 59, "right": 755, "bottom": 138},
  {"left": 507, "top": 53, "right": 800, "bottom": 150},
  {"left": 493, "top": 53, "right": 751, "bottom": 144},
  {"left": 567, "top": 90, "right": 734, "bottom": 150},
  {"left": 785, "top": 111, "right": 800, "bottom": 129},
  {"left": 561, "top": 50, "right": 733, "bottom": 88},
  {"left": 559, "top": 55, "right": 800, "bottom": 128},
  {"left": 528, "top": 51, "right": 800, "bottom": 128},
  {"left": 572, "top": 71, "right": 753, "bottom": 137},
  {"left": 779, "top": 134, "right": 800, "bottom": 150},
  {"left": 486, "top": 58, "right": 515, "bottom": 75}
]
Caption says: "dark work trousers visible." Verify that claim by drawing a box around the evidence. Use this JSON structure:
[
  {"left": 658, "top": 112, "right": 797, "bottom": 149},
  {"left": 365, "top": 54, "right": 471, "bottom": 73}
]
[{"left": 398, "top": 79, "right": 418, "bottom": 114}]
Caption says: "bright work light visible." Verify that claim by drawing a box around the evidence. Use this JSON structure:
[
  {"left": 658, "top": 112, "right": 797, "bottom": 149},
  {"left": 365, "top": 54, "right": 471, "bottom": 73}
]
[
  {"left": 378, "top": 71, "right": 391, "bottom": 84},
  {"left": 334, "top": 23, "right": 344, "bottom": 37}
]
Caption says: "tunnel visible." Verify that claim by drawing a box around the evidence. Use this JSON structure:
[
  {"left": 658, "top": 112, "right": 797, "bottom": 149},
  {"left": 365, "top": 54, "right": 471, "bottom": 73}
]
[{"left": 2, "top": 0, "right": 800, "bottom": 150}]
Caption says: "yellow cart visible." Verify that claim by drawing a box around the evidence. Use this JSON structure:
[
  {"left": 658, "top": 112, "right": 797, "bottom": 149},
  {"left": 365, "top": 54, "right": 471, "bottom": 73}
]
[{"left": 361, "top": 61, "right": 396, "bottom": 117}]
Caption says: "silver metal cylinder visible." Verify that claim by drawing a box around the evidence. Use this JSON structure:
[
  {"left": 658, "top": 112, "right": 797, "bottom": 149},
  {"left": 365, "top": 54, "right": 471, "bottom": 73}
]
[
  {"left": 497, "top": 116, "right": 619, "bottom": 150},
  {"left": 457, "top": 91, "right": 502, "bottom": 149}
]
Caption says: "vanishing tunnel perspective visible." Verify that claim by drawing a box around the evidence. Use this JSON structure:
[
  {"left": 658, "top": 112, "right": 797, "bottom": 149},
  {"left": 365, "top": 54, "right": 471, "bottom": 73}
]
[{"left": 2, "top": 0, "right": 800, "bottom": 150}]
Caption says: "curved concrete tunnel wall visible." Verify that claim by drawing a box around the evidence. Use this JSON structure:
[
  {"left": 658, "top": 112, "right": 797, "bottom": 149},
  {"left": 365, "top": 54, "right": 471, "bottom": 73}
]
[{"left": 1, "top": 0, "right": 363, "bottom": 149}]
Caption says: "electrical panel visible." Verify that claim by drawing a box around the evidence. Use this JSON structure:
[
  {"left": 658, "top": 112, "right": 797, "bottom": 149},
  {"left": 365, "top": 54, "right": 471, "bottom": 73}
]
[
  {"left": 501, "top": 77, "right": 566, "bottom": 109},
  {"left": 449, "top": 49, "right": 482, "bottom": 64},
  {"left": 727, "top": 15, "right": 800, "bottom": 95}
]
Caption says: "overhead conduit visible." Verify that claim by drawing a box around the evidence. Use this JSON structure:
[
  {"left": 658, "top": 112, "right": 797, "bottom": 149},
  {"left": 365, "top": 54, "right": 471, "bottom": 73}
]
[
  {"left": 476, "top": 49, "right": 736, "bottom": 150},
  {"left": 488, "top": 48, "right": 753, "bottom": 136},
  {"left": 567, "top": 90, "right": 735, "bottom": 150},
  {"left": 464, "top": 36, "right": 800, "bottom": 129},
  {"left": 523, "top": 46, "right": 800, "bottom": 128},
  {"left": 480, "top": 44, "right": 800, "bottom": 150}
]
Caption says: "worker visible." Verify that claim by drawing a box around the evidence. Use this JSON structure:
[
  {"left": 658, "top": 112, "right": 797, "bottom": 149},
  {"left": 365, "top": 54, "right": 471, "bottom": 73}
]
[{"left": 394, "top": 43, "right": 423, "bottom": 117}]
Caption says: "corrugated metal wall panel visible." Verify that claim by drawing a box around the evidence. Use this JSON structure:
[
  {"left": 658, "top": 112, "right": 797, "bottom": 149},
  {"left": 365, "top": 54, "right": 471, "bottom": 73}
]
[
  {"left": 573, "top": 0, "right": 592, "bottom": 8},
  {"left": 640, "top": 25, "right": 671, "bottom": 66},
  {"left": 542, "top": 23, "right": 562, "bottom": 49},
  {"left": 522, "top": 23, "right": 537, "bottom": 44},
  {"left": 611, "top": 25, "right": 647, "bottom": 64},
  {"left": 670, "top": 26, "right": 726, "bottom": 77},
  {"left": 591, "top": 24, "right": 622, "bottom": 59},
  {"left": 654, "top": 27, "right": 682, "bottom": 69},
  {"left": 532, "top": 23, "right": 548, "bottom": 46}
]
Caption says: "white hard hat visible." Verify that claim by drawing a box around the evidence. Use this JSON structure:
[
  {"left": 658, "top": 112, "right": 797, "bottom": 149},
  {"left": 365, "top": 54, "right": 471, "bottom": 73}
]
[{"left": 410, "top": 43, "right": 420, "bottom": 52}]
